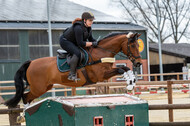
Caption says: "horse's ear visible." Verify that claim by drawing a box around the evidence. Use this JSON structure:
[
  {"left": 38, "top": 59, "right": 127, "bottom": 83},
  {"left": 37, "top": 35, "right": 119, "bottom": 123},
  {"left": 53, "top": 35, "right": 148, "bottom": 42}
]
[
  {"left": 126, "top": 32, "right": 133, "bottom": 38},
  {"left": 134, "top": 33, "right": 138, "bottom": 37},
  {"left": 137, "top": 33, "right": 141, "bottom": 38}
]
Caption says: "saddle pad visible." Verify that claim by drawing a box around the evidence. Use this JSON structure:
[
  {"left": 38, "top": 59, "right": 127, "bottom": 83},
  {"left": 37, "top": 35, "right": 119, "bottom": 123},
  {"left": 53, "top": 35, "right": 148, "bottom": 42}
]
[{"left": 57, "top": 49, "right": 88, "bottom": 72}]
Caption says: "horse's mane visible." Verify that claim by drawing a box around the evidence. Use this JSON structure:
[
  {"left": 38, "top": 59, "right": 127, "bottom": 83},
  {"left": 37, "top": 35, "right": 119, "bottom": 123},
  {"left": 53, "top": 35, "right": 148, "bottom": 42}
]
[{"left": 98, "top": 32, "right": 129, "bottom": 42}]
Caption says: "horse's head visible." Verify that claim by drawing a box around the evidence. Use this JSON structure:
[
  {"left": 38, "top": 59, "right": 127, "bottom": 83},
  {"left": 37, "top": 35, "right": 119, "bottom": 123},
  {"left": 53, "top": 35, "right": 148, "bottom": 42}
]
[{"left": 121, "top": 32, "right": 142, "bottom": 67}]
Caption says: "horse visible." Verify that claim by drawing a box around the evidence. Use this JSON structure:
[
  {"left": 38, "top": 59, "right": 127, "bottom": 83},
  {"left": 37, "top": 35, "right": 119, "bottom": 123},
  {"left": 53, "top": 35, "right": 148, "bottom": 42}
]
[{"left": 4, "top": 32, "right": 142, "bottom": 108}]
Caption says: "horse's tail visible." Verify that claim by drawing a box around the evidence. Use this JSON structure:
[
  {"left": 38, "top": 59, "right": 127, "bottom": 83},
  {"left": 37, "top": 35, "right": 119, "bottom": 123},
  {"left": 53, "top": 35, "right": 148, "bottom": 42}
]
[{"left": 4, "top": 60, "right": 31, "bottom": 108}]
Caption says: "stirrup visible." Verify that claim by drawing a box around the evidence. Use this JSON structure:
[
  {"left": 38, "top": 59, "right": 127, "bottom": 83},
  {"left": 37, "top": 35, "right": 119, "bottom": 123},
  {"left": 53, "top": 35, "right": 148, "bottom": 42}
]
[{"left": 68, "top": 74, "right": 80, "bottom": 81}]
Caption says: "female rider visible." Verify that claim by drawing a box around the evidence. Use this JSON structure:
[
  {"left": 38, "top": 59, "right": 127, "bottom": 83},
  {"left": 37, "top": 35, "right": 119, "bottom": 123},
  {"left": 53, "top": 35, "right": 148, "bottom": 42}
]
[{"left": 59, "top": 12, "right": 98, "bottom": 81}]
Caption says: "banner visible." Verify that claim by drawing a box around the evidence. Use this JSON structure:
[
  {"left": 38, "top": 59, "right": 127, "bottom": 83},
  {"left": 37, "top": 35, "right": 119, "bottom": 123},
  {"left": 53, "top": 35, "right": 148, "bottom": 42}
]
[
  {"left": 182, "top": 66, "right": 188, "bottom": 80},
  {"left": 188, "top": 69, "right": 190, "bottom": 80}
]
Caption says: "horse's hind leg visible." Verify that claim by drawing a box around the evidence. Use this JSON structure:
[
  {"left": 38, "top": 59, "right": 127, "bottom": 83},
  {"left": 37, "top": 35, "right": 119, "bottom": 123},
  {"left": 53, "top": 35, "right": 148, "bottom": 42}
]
[
  {"left": 103, "top": 68, "right": 125, "bottom": 79},
  {"left": 23, "top": 84, "right": 52, "bottom": 104},
  {"left": 17, "top": 91, "right": 38, "bottom": 123},
  {"left": 23, "top": 92, "right": 37, "bottom": 104}
]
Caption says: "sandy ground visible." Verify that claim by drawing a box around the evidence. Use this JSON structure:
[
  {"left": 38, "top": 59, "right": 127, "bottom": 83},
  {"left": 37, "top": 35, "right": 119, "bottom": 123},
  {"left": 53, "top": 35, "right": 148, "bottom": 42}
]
[
  {"left": 0, "top": 93, "right": 190, "bottom": 125},
  {"left": 139, "top": 93, "right": 190, "bottom": 122}
]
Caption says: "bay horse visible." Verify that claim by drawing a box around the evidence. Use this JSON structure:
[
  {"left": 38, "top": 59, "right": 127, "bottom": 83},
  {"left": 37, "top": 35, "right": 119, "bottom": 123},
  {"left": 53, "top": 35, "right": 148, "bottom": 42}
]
[{"left": 5, "top": 32, "right": 142, "bottom": 108}]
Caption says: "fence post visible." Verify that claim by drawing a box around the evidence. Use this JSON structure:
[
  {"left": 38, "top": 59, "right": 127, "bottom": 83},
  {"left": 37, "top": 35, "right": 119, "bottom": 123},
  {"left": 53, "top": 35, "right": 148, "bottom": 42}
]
[
  {"left": 105, "top": 86, "right": 110, "bottom": 94},
  {"left": 8, "top": 105, "right": 21, "bottom": 126},
  {"left": 95, "top": 86, "right": 98, "bottom": 95},
  {"left": 71, "top": 87, "right": 76, "bottom": 96},
  {"left": 167, "top": 81, "right": 173, "bottom": 122},
  {"left": 155, "top": 76, "right": 157, "bottom": 81},
  {"left": 64, "top": 87, "right": 67, "bottom": 96},
  {"left": 177, "top": 74, "right": 180, "bottom": 80}
]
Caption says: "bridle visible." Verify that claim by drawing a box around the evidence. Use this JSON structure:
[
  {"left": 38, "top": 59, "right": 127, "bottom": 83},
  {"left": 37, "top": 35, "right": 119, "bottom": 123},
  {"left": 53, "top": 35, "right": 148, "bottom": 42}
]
[{"left": 127, "top": 40, "right": 141, "bottom": 64}]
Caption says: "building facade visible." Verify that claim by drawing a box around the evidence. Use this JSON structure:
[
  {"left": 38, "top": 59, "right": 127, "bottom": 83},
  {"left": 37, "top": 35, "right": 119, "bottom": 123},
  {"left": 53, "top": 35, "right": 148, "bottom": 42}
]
[{"left": 0, "top": 0, "right": 148, "bottom": 81}]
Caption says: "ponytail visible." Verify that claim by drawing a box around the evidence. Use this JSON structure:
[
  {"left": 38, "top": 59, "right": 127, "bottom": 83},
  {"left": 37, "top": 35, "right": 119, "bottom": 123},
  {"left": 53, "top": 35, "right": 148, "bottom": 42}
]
[{"left": 72, "top": 18, "right": 82, "bottom": 24}]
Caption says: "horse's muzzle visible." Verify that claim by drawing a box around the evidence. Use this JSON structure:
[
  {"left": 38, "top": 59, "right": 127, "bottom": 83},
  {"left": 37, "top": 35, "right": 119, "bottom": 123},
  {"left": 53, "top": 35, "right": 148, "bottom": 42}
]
[{"left": 133, "top": 62, "right": 142, "bottom": 67}]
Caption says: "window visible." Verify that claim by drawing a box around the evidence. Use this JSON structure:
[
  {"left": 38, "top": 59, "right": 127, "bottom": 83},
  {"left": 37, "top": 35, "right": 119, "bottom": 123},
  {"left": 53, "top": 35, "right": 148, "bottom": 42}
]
[
  {"left": 116, "top": 63, "right": 126, "bottom": 68},
  {"left": 116, "top": 63, "right": 126, "bottom": 81},
  {"left": 133, "top": 65, "right": 143, "bottom": 80},
  {"left": 94, "top": 116, "right": 103, "bottom": 126},
  {"left": 125, "top": 115, "right": 134, "bottom": 126},
  {"left": 28, "top": 30, "right": 62, "bottom": 60},
  {"left": 0, "top": 30, "right": 20, "bottom": 60},
  {"left": 29, "top": 30, "right": 48, "bottom": 59}
]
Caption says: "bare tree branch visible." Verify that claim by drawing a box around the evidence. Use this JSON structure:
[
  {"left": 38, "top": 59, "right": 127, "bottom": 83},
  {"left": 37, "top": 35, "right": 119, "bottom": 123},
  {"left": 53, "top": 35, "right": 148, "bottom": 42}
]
[
  {"left": 119, "top": 0, "right": 138, "bottom": 23},
  {"left": 178, "top": 19, "right": 190, "bottom": 42},
  {"left": 162, "top": 0, "right": 176, "bottom": 41},
  {"left": 113, "top": 0, "right": 190, "bottom": 43}
]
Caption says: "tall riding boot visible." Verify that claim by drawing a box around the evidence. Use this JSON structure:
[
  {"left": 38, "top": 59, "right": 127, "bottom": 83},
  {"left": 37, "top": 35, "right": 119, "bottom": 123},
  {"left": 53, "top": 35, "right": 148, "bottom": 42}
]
[{"left": 68, "top": 54, "right": 79, "bottom": 81}]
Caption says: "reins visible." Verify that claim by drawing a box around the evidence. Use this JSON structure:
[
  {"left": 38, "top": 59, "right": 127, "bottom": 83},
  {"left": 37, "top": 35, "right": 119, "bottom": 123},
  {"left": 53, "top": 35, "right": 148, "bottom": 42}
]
[
  {"left": 86, "top": 43, "right": 139, "bottom": 66},
  {"left": 86, "top": 33, "right": 141, "bottom": 66},
  {"left": 96, "top": 45, "right": 128, "bottom": 59}
]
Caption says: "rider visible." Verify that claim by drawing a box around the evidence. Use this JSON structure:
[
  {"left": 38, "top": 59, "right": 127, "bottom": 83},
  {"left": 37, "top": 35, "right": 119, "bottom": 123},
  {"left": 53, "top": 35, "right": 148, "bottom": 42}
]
[{"left": 59, "top": 12, "right": 98, "bottom": 81}]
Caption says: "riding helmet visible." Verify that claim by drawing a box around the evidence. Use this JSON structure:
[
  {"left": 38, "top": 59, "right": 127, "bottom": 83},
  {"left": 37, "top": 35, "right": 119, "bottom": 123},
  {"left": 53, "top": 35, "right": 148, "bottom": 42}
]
[{"left": 81, "top": 12, "right": 95, "bottom": 20}]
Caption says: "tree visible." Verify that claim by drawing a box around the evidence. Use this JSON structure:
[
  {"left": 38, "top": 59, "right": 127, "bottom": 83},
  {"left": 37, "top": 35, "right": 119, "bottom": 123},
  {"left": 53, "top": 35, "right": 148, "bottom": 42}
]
[{"left": 114, "top": 0, "right": 190, "bottom": 43}]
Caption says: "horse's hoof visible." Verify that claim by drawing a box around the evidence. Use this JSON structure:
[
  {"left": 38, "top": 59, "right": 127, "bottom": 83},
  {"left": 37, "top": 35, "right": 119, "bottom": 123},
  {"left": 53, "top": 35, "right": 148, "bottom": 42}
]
[{"left": 17, "top": 116, "right": 25, "bottom": 123}]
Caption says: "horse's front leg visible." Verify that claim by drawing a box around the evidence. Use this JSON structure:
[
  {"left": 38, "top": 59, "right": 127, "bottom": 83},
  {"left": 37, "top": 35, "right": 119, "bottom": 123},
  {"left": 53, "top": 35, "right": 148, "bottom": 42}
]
[
  {"left": 120, "top": 66, "right": 130, "bottom": 72},
  {"left": 103, "top": 67, "right": 128, "bottom": 79},
  {"left": 103, "top": 66, "right": 136, "bottom": 91},
  {"left": 122, "top": 69, "right": 136, "bottom": 90}
]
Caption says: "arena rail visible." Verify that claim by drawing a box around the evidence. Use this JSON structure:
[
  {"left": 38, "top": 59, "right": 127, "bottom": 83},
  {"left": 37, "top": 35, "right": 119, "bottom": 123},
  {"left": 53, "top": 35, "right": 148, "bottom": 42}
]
[
  {"left": 0, "top": 105, "right": 23, "bottom": 125},
  {"left": 113, "top": 72, "right": 188, "bottom": 81},
  {"left": 0, "top": 78, "right": 190, "bottom": 125}
]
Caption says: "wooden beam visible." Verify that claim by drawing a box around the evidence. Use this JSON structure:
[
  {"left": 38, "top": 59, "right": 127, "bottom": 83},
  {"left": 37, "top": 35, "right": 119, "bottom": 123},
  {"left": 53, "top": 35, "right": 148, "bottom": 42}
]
[
  {"left": 149, "top": 104, "right": 190, "bottom": 110},
  {"left": 167, "top": 81, "right": 173, "bottom": 122},
  {"left": 149, "top": 122, "right": 190, "bottom": 126}
]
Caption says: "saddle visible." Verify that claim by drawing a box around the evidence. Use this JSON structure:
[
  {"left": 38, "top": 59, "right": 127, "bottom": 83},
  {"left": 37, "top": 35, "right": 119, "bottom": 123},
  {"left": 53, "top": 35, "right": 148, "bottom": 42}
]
[{"left": 56, "top": 48, "right": 88, "bottom": 72}]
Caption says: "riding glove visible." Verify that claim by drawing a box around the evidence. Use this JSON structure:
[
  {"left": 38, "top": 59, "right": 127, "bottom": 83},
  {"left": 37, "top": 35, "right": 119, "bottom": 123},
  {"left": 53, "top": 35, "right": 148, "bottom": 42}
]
[{"left": 92, "top": 41, "right": 99, "bottom": 48}]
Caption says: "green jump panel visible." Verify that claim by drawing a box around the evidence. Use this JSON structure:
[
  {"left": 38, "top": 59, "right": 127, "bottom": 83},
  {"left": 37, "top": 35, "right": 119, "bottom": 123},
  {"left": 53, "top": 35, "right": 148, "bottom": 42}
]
[{"left": 25, "top": 94, "right": 149, "bottom": 126}]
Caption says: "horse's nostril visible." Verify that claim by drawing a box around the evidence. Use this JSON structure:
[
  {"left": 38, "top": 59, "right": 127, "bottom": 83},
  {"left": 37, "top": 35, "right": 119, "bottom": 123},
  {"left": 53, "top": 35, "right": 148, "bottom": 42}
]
[{"left": 136, "top": 62, "right": 141, "bottom": 67}]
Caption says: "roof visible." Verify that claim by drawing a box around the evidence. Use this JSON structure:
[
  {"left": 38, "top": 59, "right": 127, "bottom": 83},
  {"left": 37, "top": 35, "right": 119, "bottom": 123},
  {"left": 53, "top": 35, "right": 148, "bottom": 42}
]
[
  {"left": 149, "top": 43, "right": 190, "bottom": 58},
  {"left": 0, "top": 0, "right": 147, "bottom": 31},
  {"left": 0, "top": 0, "right": 123, "bottom": 22},
  {"left": 26, "top": 94, "right": 147, "bottom": 108},
  {"left": 0, "top": 21, "right": 146, "bottom": 30}
]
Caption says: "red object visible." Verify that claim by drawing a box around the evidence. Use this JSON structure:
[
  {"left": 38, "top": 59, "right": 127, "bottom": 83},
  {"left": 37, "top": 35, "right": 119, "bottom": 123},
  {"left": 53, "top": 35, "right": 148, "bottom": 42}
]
[
  {"left": 150, "top": 91, "right": 157, "bottom": 94},
  {"left": 127, "top": 92, "right": 133, "bottom": 95},
  {"left": 135, "top": 92, "right": 141, "bottom": 95},
  {"left": 183, "top": 85, "right": 187, "bottom": 88},
  {"left": 182, "top": 90, "right": 189, "bottom": 93},
  {"left": 125, "top": 115, "right": 134, "bottom": 126},
  {"left": 94, "top": 116, "right": 103, "bottom": 126}
]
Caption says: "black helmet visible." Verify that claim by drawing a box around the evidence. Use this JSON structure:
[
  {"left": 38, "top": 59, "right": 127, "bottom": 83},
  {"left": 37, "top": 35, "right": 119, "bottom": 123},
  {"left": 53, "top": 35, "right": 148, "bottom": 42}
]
[{"left": 81, "top": 12, "right": 95, "bottom": 20}]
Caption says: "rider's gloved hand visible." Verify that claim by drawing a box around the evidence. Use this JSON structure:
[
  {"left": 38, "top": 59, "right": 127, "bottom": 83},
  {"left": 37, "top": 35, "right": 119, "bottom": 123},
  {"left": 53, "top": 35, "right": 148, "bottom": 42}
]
[{"left": 92, "top": 41, "right": 99, "bottom": 48}]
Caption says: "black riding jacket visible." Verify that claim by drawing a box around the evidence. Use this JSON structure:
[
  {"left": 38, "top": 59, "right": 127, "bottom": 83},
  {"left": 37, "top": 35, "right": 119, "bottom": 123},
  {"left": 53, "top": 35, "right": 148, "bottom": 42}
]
[{"left": 63, "top": 21, "right": 96, "bottom": 47}]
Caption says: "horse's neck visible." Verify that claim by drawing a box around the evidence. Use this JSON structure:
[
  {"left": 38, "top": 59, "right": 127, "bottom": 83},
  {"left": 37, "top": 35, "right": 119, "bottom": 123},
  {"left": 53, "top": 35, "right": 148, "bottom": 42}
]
[
  {"left": 100, "top": 36, "right": 124, "bottom": 55},
  {"left": 91, "top": 35, "right": 124, "bottom": 60}
]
